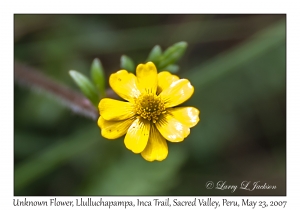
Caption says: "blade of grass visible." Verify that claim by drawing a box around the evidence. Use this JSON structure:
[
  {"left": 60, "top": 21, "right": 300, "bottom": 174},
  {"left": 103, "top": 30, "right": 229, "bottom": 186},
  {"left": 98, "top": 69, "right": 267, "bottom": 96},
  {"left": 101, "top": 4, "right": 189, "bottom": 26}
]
[
  {"left": 14, "top": 125, "right": 101, "bottom": 193},
  {"left": 187, "top": 19, "right": 285, "bottom": 88}
]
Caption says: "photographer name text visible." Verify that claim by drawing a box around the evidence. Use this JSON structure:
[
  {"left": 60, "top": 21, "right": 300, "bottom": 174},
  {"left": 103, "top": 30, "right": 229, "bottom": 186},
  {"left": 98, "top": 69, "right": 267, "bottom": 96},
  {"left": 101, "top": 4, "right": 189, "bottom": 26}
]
[{"left": 206, "top": 181, "right": 277, "bottom": 193}]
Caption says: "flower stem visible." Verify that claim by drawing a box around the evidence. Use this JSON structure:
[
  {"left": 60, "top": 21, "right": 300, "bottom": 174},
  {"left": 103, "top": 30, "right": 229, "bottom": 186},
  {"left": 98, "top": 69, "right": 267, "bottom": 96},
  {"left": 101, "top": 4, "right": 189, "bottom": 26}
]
[{"left": 14, "top": 61, "right": 100, "bottom": 120}]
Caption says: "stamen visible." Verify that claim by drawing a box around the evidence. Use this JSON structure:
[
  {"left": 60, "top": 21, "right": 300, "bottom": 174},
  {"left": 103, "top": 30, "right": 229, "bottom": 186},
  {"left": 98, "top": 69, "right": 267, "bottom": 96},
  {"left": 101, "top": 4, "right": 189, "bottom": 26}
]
[{"left": 135, "top": 93, "right": 166, "bottom": 123}]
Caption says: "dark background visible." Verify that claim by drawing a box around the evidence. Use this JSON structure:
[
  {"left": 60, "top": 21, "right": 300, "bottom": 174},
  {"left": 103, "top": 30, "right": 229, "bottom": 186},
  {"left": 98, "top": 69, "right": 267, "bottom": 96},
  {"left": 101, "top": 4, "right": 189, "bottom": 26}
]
[{"left": 14, "top": 14, "right": 286, "bottom": 195}]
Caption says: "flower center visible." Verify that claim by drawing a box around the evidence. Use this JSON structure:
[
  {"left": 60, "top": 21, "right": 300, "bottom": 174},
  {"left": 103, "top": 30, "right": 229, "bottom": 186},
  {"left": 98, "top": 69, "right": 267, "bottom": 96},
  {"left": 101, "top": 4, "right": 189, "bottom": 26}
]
[{"left": 135, "top": 93, "right": 166, "bottom": 123}]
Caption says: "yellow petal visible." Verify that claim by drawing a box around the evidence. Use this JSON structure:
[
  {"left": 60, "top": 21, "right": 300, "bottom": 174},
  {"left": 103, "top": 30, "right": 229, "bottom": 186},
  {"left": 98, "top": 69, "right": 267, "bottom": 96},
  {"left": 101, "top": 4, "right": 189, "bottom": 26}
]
[
  {"left": 124, "top": 118, "right": 150, "bottom": 153},
  {"left": 136, "top": 62, "right": 158, "bottom": 94},
  {"left": 109, "top": 70, "right": 141, "bottom": 102},
  {"left": 99, "top": 98, "right": 135, "bottom": 121},
  {"left": 98, "top": 116, "right": 135, "bottom": 139},
  {"left": 157, "top": 71, "right": 179, "bottom": 94},
  {"left": 155, "top": 112, "right": 190, "bottom": 142},
  {"left": 169, "top": 107, "right": 200, "bottom": 128},
  {"left": 141, "top": 126, "right": 168, "bottom": 161},
  {"left": 160, "top": 79, "right": 194, "bottom": 108}
]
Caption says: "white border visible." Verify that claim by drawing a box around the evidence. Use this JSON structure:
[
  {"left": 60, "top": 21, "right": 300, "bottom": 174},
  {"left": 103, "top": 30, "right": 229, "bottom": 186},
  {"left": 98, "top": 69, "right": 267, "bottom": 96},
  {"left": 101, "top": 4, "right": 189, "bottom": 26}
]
[{"left": 3, "top": 0, "right": 300, "bottom": 209}]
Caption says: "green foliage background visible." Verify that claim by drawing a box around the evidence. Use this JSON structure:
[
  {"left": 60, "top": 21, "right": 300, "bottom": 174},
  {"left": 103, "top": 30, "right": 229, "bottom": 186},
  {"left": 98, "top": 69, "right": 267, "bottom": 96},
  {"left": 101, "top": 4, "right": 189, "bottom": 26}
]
[{"left": 14, "top": 14, "right": 286, "bottom": 195}]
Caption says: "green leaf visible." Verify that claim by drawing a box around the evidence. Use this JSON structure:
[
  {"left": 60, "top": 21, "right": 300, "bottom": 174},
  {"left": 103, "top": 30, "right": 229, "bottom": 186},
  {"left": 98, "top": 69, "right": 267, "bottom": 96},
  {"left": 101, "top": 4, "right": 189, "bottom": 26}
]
[
  {"left": 146, "top": 45, "right": 162, "bottom": 64},
  {"left": 157, "top": 41, "right": 187, "bottom": 70},
  {"left": 69, "top": 70, "right": 99, "bottom": 107},
  {"left": 120, "top": 55, "right": 135, "bottom": 72},
  {"left": 164, "top": 64, "right": 179, "bottom": 73},
  {"left": 90, "top": 58, "right": 105, "bottom": 98}
]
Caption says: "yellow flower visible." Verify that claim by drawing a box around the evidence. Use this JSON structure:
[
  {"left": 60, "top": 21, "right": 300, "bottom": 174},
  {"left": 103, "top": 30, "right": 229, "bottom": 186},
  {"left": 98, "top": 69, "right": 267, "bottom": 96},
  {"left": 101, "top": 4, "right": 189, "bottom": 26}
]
[{"left": 98, "top": 62, "right": 200, "bottom": 161}]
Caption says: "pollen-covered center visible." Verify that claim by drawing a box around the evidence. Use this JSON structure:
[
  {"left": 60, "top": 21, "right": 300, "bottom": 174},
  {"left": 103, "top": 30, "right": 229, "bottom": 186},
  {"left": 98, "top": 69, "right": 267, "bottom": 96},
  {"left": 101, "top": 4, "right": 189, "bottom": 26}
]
[{"left": 135, "top": 93, "right": 166, "bottom": 123}]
